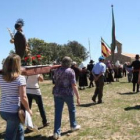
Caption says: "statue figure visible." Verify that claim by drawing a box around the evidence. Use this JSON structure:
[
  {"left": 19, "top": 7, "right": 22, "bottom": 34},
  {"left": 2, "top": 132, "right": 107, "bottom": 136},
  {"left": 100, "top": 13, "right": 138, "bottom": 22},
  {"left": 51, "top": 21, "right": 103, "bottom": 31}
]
[{"left": 14, "top": 19, "right": 27, "bottom": 59}]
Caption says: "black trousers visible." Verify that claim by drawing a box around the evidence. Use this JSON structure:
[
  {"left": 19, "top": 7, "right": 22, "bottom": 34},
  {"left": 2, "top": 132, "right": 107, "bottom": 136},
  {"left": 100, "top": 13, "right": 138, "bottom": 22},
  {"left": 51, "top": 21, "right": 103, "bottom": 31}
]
[
  {"left": 92, "top": 75, "right": 104, "bottom": 102},
  {"left": 27, "top": 94, "right": 47, "bottom": 125}
]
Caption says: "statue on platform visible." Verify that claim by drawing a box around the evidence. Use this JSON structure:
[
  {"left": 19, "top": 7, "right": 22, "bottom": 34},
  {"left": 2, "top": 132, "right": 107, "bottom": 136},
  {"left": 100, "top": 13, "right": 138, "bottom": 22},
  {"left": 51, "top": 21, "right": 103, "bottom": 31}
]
[
  {"left": 7, "top": 19, "right": 31, "bottom": 65},
  {"left": 14, "top": 19, "right": 30, "bottom": 60},
  {"left": 6, "top": 19, "right": 60, "bottom": 75},
  {"left": 14, "top": 19, "right": 27, "bottom": 59}
]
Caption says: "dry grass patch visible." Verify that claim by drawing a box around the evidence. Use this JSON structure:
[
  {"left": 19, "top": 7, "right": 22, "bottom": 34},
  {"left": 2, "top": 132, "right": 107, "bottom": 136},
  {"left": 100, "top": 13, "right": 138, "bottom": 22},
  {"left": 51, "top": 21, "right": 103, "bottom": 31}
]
[{"left": 1, "top": 77, "right": 140, "bottom": 140}]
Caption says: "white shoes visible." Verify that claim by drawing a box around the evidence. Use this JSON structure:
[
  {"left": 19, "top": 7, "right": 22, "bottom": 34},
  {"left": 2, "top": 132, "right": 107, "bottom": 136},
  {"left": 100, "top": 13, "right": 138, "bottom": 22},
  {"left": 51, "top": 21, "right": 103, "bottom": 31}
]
[
  {"left": 53, "top": 133, "right": 61, "bottom": 139},
  {"left": 71, "top": 125, "right": 81, "bottom": 131},
  {"left": 53, "top": 125, "right": 81, "bottom": 139}
]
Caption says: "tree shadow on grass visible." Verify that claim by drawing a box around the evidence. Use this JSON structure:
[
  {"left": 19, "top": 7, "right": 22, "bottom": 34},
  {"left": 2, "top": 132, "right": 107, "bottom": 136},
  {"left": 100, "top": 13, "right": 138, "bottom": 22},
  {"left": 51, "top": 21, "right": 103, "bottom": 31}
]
[
  {"left": 78, "top": 102, "right": 96, "bottom": 107},
  {"left": 124, "top": 105, "right": 140, "bottom": 111},
  {"left": 117, "top": 92, "right": 138, "bottom": 95}
]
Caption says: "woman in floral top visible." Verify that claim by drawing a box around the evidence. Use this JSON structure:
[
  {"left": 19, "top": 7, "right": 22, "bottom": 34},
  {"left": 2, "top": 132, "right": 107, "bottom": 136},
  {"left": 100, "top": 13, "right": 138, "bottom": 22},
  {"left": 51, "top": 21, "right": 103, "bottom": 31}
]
[{"left": 53, "top": 56, "right": 81, "bottom": 139}]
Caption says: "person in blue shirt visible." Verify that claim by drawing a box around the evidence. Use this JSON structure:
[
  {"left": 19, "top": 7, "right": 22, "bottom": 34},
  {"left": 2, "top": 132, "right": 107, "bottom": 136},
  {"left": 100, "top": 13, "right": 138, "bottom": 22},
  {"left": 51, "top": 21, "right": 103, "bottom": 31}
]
[{"left": 91, "top": 56, "right": 106, "bottom": 104}]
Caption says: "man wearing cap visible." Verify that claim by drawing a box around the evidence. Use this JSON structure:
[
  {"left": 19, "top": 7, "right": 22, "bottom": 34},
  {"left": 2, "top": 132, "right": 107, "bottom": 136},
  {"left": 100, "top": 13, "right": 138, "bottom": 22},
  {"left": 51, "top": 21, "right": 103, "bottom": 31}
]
[
  {"left": 87, "top": 60, "right": 95, "bottom": 88},
  {"left": 14, "top": 19, "right": 27, "bottom": 59},
  {"left": 91, "top": 56, "right": 106, "bottom": 104}
]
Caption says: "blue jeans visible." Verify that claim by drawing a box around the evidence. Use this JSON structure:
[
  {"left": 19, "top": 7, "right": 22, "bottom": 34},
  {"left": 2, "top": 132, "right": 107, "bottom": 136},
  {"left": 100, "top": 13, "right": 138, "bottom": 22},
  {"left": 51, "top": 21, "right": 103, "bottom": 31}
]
[
  {"left": 0, "top": 111, "right": 24, "bottom": 140},
  {"left": 54, "top": 96, "right": 77, "bottom": 135}
]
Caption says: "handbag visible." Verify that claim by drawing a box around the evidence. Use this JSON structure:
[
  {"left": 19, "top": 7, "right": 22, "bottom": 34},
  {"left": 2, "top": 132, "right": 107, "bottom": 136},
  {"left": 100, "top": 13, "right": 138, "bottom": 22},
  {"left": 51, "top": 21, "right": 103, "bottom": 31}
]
[{"left": 18, "top": 108, "right": 25, "bottom": 124}]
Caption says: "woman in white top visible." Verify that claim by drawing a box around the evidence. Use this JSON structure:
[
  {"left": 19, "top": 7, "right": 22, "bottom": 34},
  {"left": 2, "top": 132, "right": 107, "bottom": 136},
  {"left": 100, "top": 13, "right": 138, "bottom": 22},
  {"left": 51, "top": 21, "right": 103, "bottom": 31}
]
[
  {"left": 0, "top": 54, "right": 32, "bottom": 140},
  {"left": 26, "top": 74, "right": 49, "bottom": 129}
]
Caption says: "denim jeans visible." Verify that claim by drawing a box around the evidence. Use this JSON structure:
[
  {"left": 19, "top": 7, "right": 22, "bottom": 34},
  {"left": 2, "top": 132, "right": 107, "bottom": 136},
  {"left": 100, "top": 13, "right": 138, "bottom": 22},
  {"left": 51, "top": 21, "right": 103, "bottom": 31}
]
[
  {"left": 54, "top": 96, "right": 77, "bottom": 135},
  {"left": 27, "top": 94, "right": 47, "bottom": 125},
  {"left": 0, "top": 111, "right": 24, "bottom": 140}
]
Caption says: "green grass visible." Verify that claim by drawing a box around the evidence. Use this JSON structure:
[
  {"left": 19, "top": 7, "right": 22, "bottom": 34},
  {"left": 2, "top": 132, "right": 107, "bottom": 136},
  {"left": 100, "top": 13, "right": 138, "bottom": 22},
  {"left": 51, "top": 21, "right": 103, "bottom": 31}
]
[{"left": 1, "top": 77, "right": 140, "bottom": 140}]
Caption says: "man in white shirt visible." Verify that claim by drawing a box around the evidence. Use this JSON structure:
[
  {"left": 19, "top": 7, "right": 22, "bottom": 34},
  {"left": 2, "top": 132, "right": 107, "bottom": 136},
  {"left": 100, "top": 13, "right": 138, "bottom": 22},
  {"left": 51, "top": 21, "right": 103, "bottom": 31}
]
[{"left": 92, "top": 56, "right": 106, "bottom": 104}]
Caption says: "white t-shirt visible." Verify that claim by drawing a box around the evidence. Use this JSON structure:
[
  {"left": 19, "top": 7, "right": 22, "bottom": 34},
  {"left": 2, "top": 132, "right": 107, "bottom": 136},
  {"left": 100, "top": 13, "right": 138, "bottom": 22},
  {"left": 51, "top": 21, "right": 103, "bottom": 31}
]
[{"left": 26, "top": 75, "right": 41, "bottom": 95}]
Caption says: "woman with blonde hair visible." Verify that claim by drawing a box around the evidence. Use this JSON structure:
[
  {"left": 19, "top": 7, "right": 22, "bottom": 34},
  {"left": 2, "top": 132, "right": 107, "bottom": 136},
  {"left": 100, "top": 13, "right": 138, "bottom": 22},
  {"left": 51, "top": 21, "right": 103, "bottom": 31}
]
[{"left": 0, "top": 54, "right": 32, "bottom": 140}]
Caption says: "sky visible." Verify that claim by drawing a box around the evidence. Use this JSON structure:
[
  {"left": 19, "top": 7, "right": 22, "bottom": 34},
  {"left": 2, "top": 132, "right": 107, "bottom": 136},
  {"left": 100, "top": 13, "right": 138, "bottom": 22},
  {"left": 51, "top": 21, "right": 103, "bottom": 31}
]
[{"left": 1, "top": 0, "right": 140, "bottom": 68}]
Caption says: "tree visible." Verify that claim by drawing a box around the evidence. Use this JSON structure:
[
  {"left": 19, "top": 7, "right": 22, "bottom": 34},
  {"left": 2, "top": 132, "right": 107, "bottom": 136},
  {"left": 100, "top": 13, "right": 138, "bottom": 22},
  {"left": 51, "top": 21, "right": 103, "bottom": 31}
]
[
  {"left": 28, "top": 38, "right": 89, "bottom": 65},
  {"left": 28, "top": 38, "right": 52, "bottom": 64},
  {"left": 66, "top": 41, "right": 89, "bottom": 64}
]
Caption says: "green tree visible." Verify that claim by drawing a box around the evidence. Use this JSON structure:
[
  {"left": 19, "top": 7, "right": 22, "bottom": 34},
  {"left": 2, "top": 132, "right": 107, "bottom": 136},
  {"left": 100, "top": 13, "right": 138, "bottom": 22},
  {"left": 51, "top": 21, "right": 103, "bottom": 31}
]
[
  {"left": 28, "top": 38, "right": 89, "bottom": 65},
  {"left": 28, "top": 38, "right": 51, "bottom": 64},
  {"left": 66, "top": 41, "right": 89, "bottom": 64}
]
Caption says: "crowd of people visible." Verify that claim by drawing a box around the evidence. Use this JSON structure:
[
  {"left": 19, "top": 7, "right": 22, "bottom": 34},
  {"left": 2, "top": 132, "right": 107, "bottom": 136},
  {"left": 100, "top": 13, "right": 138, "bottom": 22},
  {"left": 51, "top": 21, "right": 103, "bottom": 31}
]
[
  {"left": 70, "top": 57, "right": 126, "bottom": 89},
  {"left": 1, "top": 19, "right": 140, "bottom": 140},
  {"left": 70, "top": 54, "right": 140, "bottom": 104},
  {"left": 1, "top": 53, "right": 140, "bottom": 139}
]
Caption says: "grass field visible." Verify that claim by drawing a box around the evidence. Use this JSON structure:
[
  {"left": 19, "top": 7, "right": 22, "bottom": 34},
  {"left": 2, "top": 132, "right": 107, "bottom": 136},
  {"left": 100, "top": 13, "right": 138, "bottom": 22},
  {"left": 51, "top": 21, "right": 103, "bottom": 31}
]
[{"left": 1, "top": 77, "right": 140, "bottom": 140}]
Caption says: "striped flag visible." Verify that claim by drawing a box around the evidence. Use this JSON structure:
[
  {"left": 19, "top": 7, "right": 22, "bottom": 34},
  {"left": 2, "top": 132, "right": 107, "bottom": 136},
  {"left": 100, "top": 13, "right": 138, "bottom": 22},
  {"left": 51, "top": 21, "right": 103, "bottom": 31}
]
[{"left": 101, "top": 38, "right": 111, "bottom": 57}]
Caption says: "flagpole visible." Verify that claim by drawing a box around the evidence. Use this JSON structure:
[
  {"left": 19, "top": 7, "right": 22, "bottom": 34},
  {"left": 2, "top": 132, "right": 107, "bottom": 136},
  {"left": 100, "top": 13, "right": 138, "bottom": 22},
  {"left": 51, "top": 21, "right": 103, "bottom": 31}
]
[
  {"left": 111, "top": 5, "right": 116, "bottom": 63},
  {"left": 88, "top": 38, "right": 91, "bottom": 60},
  {"left": 101, "top": 37, "right": 103, "bottom": 56}
]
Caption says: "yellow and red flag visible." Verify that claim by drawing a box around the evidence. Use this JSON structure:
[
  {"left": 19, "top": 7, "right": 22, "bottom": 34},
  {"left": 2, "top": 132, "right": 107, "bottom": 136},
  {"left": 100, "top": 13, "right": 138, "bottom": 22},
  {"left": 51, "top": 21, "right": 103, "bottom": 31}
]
[{"left": 101, "top": 38, "right": 111, "bottom": 58}]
